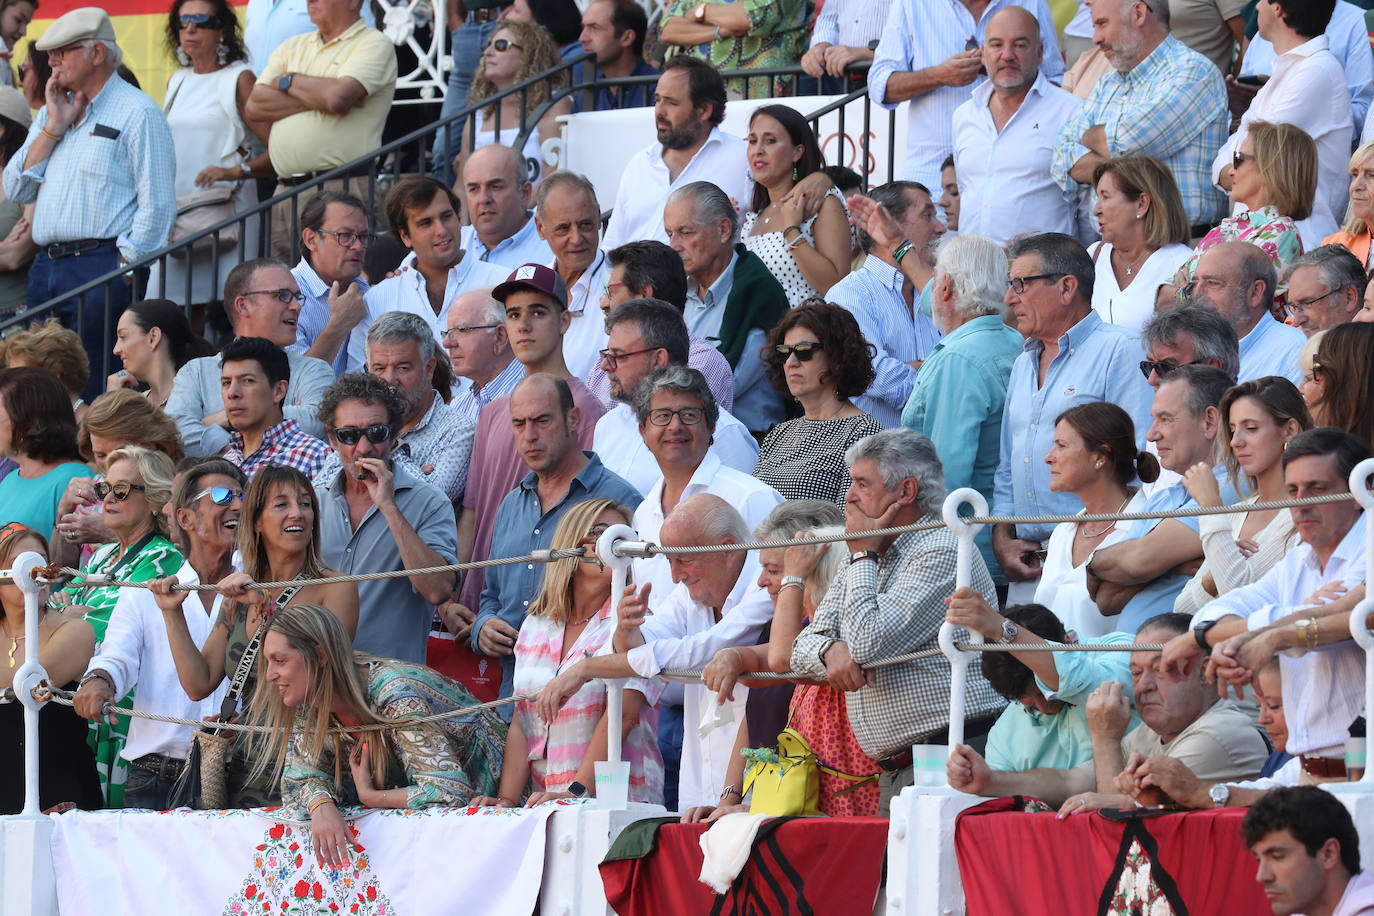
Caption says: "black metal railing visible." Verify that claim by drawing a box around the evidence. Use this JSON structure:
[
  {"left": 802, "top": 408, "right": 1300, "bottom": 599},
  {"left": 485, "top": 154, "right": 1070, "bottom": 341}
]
[{"left": 0, "top": 52, "right": 890, "bottom": 381}]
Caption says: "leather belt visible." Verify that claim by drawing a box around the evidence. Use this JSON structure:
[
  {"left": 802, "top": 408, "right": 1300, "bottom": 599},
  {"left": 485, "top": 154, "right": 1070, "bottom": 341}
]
[
  {"left": 1300, "top": 755, "right": 1347, "bottom": 778},
  {"left": 277, "top": 163, "right": 373, "bottom": 187},
  {"left": 129, "top": 752, "right": 186, "bottom": 781},
  {"left": 43, "top": 237, "right": 117, "bottom": 259}
]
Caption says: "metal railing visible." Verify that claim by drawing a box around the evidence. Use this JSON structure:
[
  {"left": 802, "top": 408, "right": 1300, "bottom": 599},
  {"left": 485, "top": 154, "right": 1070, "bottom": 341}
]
[{"left": 0, "top": 52, "right": 888, "bottom": 380}]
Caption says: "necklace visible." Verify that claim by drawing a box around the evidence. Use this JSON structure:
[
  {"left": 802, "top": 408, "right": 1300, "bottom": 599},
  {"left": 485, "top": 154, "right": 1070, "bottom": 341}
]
[
  {"left": 569, "top": 607, "right": 598, "bottom": 627},
  {"left": 1, "top": 619, "right": 23, "bottom": 668},
  {"left": 1078, "top": 496, "right": 1131, "bottom": 539},
  {"left": 1114, "top": 247, "right": 1148, "bottom": 278}
]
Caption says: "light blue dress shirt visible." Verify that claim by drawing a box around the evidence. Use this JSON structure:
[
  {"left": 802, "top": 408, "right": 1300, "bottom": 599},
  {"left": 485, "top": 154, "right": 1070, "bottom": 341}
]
[
  {"left": 459, "top": 215, "right": 553, "bottom": 269},
  {"left": 683, "top": 251, "right": 737, "bottom": 341},
  {"left": 1115, "top": 482, "right": 1200, "bottom": 634},
  {"left": 1238, "top": 315, "right": 1306, "bottom": 388},
  {"left": 290, "top": 259, "right": 370, "bottom": 376},
  {"left": 993, "top": 311, "right": 1154, "bottom": 544},
  {"left": 243, "top": 0, "right": 374, "bottom": 72}
]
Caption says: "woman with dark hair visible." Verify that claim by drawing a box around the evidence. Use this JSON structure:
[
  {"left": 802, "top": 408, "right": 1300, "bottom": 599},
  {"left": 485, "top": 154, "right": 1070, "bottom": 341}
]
[
  {"left": 0, "top": 86, "right": 34, "bottom": 315},
  {"left": 1175, "top": 377, "right": 1310, "bottom": 615},
  {"left": 0, "top": 368, "right": 92, "bottom": 534},
  {"left": 153, "top": 0, "right": 267, "bottom": 306},
  {"left": 1033, "top": 401, "right": 1158, "bottom": 639},
  {"left": 1307, "top": 321, "right": 1374, "bottom": 448},
  {"left": 107, "top": 299, "right": 215, "bottom": 407},
  {"left": 16, "top": 44, "right": 48, "bottom": 110},
  {"left": 741, "top": 105, "right": 851, "bottom": 306},
  {"left": 753, "top": 301, "right": 881, "bottom": 504},
  {"left": 0, "top": 0, "right": 35, "bottom": 88}
]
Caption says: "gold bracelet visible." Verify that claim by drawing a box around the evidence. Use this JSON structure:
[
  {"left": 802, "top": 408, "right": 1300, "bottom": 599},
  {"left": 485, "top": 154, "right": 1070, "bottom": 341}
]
[
  {"left": 40, "top": 126, "right": 62, "bottom": 143},
  {"left": 307, "top": 795, "right": 334, "bottom": 816}
]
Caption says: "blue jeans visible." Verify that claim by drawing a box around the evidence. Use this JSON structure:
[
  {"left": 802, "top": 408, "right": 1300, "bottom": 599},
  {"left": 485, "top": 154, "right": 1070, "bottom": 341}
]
[
  {"left": 797, "top": 73, "right": 861, "bottom": 96},
  {"left": 436, "top": 17, "right": 502, "bottom": 182},
  {"left": 27, "top": 244, "right": 140, "bottom": 402},
  {"left": 657, "top": 701, "right": 684, "bottom": 812},
  {"left": 124, "top": 765, "right": 175, "bottom": 810}
]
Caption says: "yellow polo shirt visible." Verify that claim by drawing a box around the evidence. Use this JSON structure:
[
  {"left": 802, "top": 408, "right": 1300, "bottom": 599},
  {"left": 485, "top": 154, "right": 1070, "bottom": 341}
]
[{"left": 257, "top": 19, "right": 398, "bottom": 177}]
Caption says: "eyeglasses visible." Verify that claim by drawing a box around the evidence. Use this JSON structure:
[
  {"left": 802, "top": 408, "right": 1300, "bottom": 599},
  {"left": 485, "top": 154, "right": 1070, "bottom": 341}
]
[
  {"left": 1007, "top": 273, "right": 1064, "bottom": 294},
  {"left": 16, "top": 63, "right": 30, "bottom": 79},
  {"left": 1286, "top": 288, "right": 1343, "bottom": 317},
  {"left": 95, "top": 480, "right": 146, "bottom": 501},
  {"left": 1232, "top": 149, "right": 1255, "bottom": 171},
  {"left": 330, "top": 424, "right": 391, "bottom": 445},
  {"left": 441, "top": 323, "right": 501, "bottom": 343},
  {"left": 178, "top": 13, "right": 217, "bottom": 28},
  {"left": 48, "top": 42, "right": 91, "bottom": 61},
  {"left": 313, "top": 228, "right": 375, "bottom": 249},
  {"left": 646, "top": 407, "right": 705, "bottom": 427},
  {"left": 773, "top": 341, "right": 823, "bottom": 362},
  {"left": 486, "top": 38, "right": 522, "bottom": 52},
  {"left": 598, "top": 346, "right": 659, "bottom": 369},
  {"left": 600, "top": 279, "right": 628, "bottom": 300},
  {"left": 1138, "top": 357, "right": 1198, "bottom": 380},
  {"left": 243, "top": 287, "right": 306, "bottom": 304},
  {"left": 192, "top": 486, "right": 243, "bottom": 506}
]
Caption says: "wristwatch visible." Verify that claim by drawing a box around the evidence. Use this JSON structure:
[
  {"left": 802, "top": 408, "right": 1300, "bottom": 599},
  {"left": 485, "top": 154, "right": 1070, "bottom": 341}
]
[
  {"left": 79, "top": 670, "right": 114, "bottom": 692},
  {"left": 239, "top": 161, "right": 251, "bottom": 177},
  {"left": 567, "top": 780, "right": 588, "bottom": 798},
  {"left": 277, "top": 72, "right": 294, "bottom": 92},
  {"left": 850, "top": 550, "right": 879, "bottom": 565},
  {"left": 1295, "top": 617, "right": 1319, "bottom": 650},
  {"left": 693, "top": 3, "right": 706, "bottom": 21},
  {"left": 1192, "top": 618, "right": 1218, "bottom": 652},
  {"left": 1208, "top": 784, "right": 1230, "bottom": 808},
  {"left": 996, "top": 619, "right": 1019, "bottom": 645}
]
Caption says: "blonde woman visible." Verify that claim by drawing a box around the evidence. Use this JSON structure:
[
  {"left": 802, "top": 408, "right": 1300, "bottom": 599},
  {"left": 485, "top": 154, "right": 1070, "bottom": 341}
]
[
  {"left": 251, "top": 603, "right": 506, "bottom": 868},
  {"left": 473, "top": 498, "right": 662, "bottom": 808},
  {"left": 1324, "top": 140, "right": 1374, "bottom": 267}
]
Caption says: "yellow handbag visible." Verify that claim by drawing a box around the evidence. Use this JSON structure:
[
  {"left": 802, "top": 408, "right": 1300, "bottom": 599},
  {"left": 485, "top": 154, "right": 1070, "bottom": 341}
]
[{"left": 741, "top": 728, "right": 877, "bottom": 817}]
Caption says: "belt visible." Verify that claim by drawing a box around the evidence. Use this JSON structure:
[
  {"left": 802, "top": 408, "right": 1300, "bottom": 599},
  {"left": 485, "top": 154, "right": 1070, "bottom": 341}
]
[
  {"left": 277, "top": 163, "right": 373, "bottom": 187},
  {"left": 129, "top": 752, "right": 186, "bottom": 781},
  {"left": 874, "top": 713, "right": 999, "bottom": 771},
  {"left": 1300, "top": 755, "right": 1347, "bottom": 778},
  {"left": 43, "top": 237, "right": 117, "bottom": 259}
]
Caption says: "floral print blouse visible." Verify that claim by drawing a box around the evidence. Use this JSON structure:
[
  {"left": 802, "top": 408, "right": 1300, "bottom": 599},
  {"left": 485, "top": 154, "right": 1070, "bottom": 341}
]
[
  {"left": 664, "top": 0, "right": 807, "bottom": 99},
  {"left": 1179, "top": 205, "right": 1304, "bottom": 297}
]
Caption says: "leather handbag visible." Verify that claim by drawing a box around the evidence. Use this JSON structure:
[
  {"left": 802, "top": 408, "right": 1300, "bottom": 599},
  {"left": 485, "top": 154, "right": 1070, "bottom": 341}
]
[
  {"left": 168, "top": 186, "right": 239, "bottom": 256},
  {"left": 742, "top": 728, "right": 878, "bottom": 817}
]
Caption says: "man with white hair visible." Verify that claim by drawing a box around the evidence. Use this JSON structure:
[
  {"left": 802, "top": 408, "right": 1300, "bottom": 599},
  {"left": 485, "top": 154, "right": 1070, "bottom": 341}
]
[
  {"left": 535, "top": 170, "right": 612, "bottom": 380},
  {"left": 901, "top": 234, "right": 1022, "bottom": 582},
  {"left": 790, "top": 429, "right": 1004, "bottom": 814},
  {"left": 442, "top": 288, "right": 523, "bottom": 425},
  {"left": 3, "top": 7, "right": 175, "bottom": 398}
]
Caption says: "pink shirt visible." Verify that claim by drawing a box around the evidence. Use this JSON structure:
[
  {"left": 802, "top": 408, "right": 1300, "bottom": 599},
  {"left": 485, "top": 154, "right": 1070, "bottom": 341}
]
[{"left": 1334, "top": 869, "right": 1374, "bottom": 916}]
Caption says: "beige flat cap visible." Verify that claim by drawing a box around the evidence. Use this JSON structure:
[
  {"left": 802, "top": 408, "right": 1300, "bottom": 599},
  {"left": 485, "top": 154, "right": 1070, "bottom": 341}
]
[
  {"left": 0, "top": 89, "right": 31, "bottom": 127},
  {"left": 34, "top": 7, "right": 116, "bottom": 51}
]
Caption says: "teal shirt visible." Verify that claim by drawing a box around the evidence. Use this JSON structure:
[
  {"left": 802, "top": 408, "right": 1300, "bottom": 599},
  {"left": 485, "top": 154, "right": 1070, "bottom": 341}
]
[
  {"left": 901, "top": 314, "right": 1022, "bottom": 581},
  {"left": 0, "top": 461, "right": 92, "bottom": 536}
]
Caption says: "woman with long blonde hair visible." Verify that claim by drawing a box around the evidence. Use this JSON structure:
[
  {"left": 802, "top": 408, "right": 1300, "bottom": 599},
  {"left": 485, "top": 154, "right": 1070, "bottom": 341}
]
[
  {"left": 251, "top": 603, "right": 506, "bottom": 869},
  {"left": 472, "top": 498, "right": 663, "bottom": 807}
]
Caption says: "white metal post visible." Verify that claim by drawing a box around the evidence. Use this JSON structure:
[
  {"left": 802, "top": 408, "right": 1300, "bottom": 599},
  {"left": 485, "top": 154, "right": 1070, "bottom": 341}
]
[
  {"left": 593, "top": 524, "right": 637, "bottom": 808},
  {"left": 938, "top": 489, "right": 988, "bottom": 760},
  {"left": 1339, "top": 459, "right": 1374, "bottom": 789},
  {"left": 9, "top": 552, "right": 48, "bottom": 816}
]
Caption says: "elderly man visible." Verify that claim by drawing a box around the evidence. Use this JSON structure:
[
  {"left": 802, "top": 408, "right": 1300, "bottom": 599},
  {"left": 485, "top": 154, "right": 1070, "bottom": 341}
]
[
  {"left": 535, "top": 170, "right": 612, "bottom": 380},
  {"left": 665, "top": 181, "right": 788, "bottom": 434},
  {"left": 1285, "top": 245, "right": 1367, "bottom": 335},
  {"left": 288, "top": 191, "right": 371, "bottom": 376},
  {"left": 1190, "top": 241, "right": 1306, "bottom": 385},
  {"left": 220, "top": 336, "right": 329, "bottom": 478},
  {"left": 1245, "top": 788, "right": 1374, "bottom": 916},
  {"left": 315, "top": 311, "right": 475, "bottom": 502},
  {"left": 315, "top": 373, "right": 458, "bottom": 663},
  {"left": 789, "top": 429, "right": 1003, "bottom": 812},
  {"left": 168, "top": 258, "right": 334, "bottom": 457},
  {"left": 472, "top": 374, "right": 640, "bottom": 716},
  {"left": 246, "top": 0, "right": 395, "bottom": 260},
  {"left": 459, "top": 145, "right": 554, "bottom": 268},
  {"left": 951, "top": 7, "right": 1083, "bottom": 244},
  {"left": 536, "top": 493, "right": 775, "bottom": 810},
  {"left": 593, "top": 299, "right": 756, "bottom": 495},
  {"left": 869, "top": 0, "right": 1061, "bottom": 192},
  {"left": 830, "top": 183, "right": 944, "bottom": 427},
  {"left": 798, "top": 0, "right": 889, "bottom": 95},
  {"left": 902, "top": 234, "right": 1022, "bottom": 582},
  {"left": 602, "top": 57, "right": 751, "bottom": 250},
  {"left": 3, "top": 7, "right": 175, "bottom": 398},
  {"left": 947, "top": 612, "right": 1268, "bottom": 809},
  {"left": 587, "top": 240, "right": 734, "bottom": 410},
  {"left": 1164, "top": 429, "right": 1369, "bottom": 787},
  {"left": 572, "top": 0, "right": 658, "bottom": 113},
  {"left": 1139, "top": 303, "right": 1241, "bottom": 389},
  {"left": 992, "top": 233, "right": 1153, "bottom": 598},
  {"left": 443, "top": 287, "right": 523, "bottom": 424},
  {"left": 1086, "top": 365, "right": 1234, "bottom": 632},
  {"left": 1051, "top": 0, "right": 1229, "bottom": 228}
]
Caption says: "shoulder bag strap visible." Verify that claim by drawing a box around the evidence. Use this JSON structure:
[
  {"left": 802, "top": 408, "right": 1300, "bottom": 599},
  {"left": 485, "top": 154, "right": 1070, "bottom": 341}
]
[{"left": 214, "top": 575, "right": 309, "bottom": 724}]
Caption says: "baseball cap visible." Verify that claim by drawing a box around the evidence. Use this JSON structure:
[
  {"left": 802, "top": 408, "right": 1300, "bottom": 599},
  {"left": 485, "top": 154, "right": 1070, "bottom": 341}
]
[{"left": 491, "top": 263, "right": 569, "bottom": 309}]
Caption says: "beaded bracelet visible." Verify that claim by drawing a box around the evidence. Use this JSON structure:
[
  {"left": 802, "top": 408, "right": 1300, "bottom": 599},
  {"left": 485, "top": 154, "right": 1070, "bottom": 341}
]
[{"left": 892, "top": 239, "right": 914, "bottom": 264}]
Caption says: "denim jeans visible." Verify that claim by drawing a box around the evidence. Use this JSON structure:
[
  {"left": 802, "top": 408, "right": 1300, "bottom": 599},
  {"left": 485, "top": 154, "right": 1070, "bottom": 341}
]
[
  {"left": 124, "top": 765, "right": 176, "bottom": 810},
  {"left": 436, "top": 17, "right": 502, "bottom": 182},
  {"left": 796, "top": 73, "right": 856, "bottom": 96},
  {"left": 657, "top": 701, "right": 684, "bottom": 812}
]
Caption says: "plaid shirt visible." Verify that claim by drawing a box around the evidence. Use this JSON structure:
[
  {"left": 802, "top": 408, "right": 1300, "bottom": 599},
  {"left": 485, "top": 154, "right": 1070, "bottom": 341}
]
[
  {"left": 791, "top": 519, "right": 1005, "bottom": 760},
  {"left": 1051, "top": 35, "right": 1229, "bottom": 226},
  {"left": 226, "top": 419, "right": 329, "bottom": 479}
]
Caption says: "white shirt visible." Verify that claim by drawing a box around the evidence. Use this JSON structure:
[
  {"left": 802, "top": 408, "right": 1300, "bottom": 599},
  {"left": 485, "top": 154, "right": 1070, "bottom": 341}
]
[
  {"left": 602, "top": 128, "right": 752, "bottom": 251},
  {"left": 459, "top": 215, "right": 553, "bottom": 270},
  {"left": 1034, "top": 493, "right": 1146, "bottom": 640},
  {"left": 1088, "top": 241, "right": 1192, "bottom": 333},
  {"left": 1213, "top": 36, "right": 1353, "bottom": 234},
  {"left": 953, "top": 73, "right": 1084, "bottom": 245},
  {"left": 626, "top": 563, "right": 775, "bottom": 809},
  {"left": 349, "top": 251, "right": 508, "bottom": 373},
  {"left": 630, "top": 450, "right": 783, "bottom": 601},
  {"left": 556, "top": 250, "right": 612, "bottom": 381},
  {"left": 592, "top": 401, "right": 759, "bottom": 496},
  {"left": 85, "top": 563, "right": 229, "bottom": 762},
  {"left": 1194, "top": 513, "right": 1367, "bottom": 757}
]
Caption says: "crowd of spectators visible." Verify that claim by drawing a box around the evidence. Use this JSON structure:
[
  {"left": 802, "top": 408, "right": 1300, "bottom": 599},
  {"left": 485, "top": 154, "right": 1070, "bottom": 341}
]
[{"left": 3, "top": 2, "right": 1374, "bottom": 908}]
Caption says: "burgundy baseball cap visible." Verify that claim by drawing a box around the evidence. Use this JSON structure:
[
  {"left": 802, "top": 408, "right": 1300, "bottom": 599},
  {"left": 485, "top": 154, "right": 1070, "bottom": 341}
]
[{"left": 491, "top": 263, "right": 569, "bottom": 309}]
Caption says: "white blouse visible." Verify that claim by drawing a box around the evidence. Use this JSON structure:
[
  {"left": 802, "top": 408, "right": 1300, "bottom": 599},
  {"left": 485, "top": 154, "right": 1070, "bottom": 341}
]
[
  {"left": 1088, "top": 241, "right": 1191, "bottom": 333},
  {"left": 1174, "top": 494, "right": 1298, "bottom": 617},
  {"left": 1033, "top": 491, "right": 1145, "bottom": 639}
]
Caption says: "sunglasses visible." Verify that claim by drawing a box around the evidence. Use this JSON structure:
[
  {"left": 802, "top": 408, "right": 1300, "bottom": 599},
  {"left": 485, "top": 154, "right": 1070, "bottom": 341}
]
[
  {"left": 773, "top": 341, "right": 823, "bottom": 362},
  {"left": 96, "top": 480, "right": 146, "bottom": 501},
  {"left": 331, "top": 424, "right": 391, "bottom": 445},
  {"left": 243, "top": 287, "right": 306, "bottom": 304},
  {"left": 1232, "top": 150, "right": 1255, "bottom": 171},
  {"left": 193, "top": 485, "right": 244, "bottom": 506},
  {"left": 646, "top": 407, "right": 705, "bottom": 427},
  {"left": 487, "top": 38, "right": 522, "bottom": 52},
  {"left": 1138, "top": 358, "right": 1197, "bottom": 380},
  {"left": 179, "top": 12, "right": 218, "bottom": 28}
]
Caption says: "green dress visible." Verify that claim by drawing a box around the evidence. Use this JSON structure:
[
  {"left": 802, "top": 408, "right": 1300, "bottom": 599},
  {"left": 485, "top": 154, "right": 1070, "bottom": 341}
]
[
  {"left": 60, "top": 534, "right": 183, "bottom": 807},
  {"left": 664, "top": 0, "right": 807, "bottom": 98}
]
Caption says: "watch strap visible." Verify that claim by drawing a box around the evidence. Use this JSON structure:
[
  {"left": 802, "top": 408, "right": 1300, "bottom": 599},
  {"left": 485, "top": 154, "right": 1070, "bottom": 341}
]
[{"left": 850, "top": 550, "right": 879, "bottom": 565}]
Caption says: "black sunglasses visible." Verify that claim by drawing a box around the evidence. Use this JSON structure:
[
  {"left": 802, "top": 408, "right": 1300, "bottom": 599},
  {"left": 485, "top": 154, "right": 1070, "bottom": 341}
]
[
  {"left": 331, "top": 424, "right": 391, "bottom": 445},
  {"left": 773, "top": 341, "right": 824, "bottom": 363},
  {"left": 96, "top": 480, "right": 146, "bottom": 500},
  {"left": 179, "top": 12, "right": 218, "bottom": 28},
  {"left": 1232, "top": 149, "right": 1255, "bottom": 171},
  {"left": 193, "top": 485, "right": 243, "bottom": 506},
  {"left": 487, "top": 38, "right": 522, "bottom": 52},
  {"left": 1138, "top": 357, "right": 1201, "bottom": 380}
]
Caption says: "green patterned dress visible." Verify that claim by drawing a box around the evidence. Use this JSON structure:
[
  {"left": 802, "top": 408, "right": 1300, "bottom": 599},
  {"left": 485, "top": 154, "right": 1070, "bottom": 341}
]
[
  {"left": 60, "top": 534, "right": 183, "bottom": 807},
  {"left": 664, "top": 0, "right": 808, "bottom": 98}
]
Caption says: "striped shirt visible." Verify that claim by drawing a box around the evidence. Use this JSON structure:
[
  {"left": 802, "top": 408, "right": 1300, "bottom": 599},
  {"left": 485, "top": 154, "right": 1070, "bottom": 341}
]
[
  {"left": 868, "top": 0, "right": 1063, "bottom": 191},
  {"left": 1051, "top": 35, "right": 1229, "bottom": 226},
  {"left": 584, "top": 335, "right": 735, "bottom": 411},
  {"left": 290, "top": 258, "right": 370, "bottom": 377},
  {"left": 810, "top": 0, "right": 892, "bottom": 49},
  {"left": 451, "top": 355, "right": 523, "bottom": 426}
]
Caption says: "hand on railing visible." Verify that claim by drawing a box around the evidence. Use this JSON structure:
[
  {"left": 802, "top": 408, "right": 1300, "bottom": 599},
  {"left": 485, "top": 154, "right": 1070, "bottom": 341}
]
[{"left": 946, "top": 743, "right": 991, "bottom": 795}]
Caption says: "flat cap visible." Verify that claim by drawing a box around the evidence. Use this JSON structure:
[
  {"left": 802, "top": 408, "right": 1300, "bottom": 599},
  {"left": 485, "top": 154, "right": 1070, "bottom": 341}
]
[{"left": 35, "top": 8, "right": 116, "bottom": 51}]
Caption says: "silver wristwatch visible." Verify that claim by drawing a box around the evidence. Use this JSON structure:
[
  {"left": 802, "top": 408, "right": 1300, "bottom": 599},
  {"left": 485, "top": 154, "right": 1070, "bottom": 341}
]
[
  {"left": 996, "top": 619, "right": 1019, "bottom": 644},
  {"left": 1208, "top": 783, "right": 1230, "bottom": 808}
]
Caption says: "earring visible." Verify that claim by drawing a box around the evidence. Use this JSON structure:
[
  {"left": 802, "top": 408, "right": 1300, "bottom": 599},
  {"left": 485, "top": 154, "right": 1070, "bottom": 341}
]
[
  {"left": 1135, "top": 213, "right": 1142, "bottom": 220},
  {"left": 1095, "top": 461, "right": 1103, "bottom": 469},
  {"left": 216, "top": 41, "right": 228, "bottom": 65},
  {"left": 175, "top": 47, "right": 190, "bottom": 66},
  {"left": 792, "top": 165, "right": 798, "bottom": 181}
]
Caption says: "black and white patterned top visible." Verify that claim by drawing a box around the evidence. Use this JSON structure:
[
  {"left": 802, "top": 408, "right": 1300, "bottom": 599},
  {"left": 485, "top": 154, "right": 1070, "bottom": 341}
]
[
  {"left": 742, "top": 186, "right": 849, "bottom": 307},
  {"left": 753, "top": 412, "right": 885, "bottom": 505}
]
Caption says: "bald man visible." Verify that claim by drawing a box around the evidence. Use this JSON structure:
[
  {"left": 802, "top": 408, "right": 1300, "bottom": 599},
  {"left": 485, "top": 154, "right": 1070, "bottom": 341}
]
[
  {"left": 459, "top": 145, "right": 554, "bottom": 268},
  {"left": 444, "top": 287, "right": 523, "bottom": 425},
  {"left": 1189, "top": 242, "right": 1306, "bottom": 386}
]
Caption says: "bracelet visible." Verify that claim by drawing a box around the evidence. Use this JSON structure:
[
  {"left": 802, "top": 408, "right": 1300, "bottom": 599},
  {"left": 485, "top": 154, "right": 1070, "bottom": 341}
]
[
  {"left": 498, "top": 796, "right": 520, "bottom": 808},
  {"left": 713, "top": 24, "right": 722, "bottom": 41},
  {"left": 782, "top": 224, "right": 803, "bottom": 239},
  {"left": 892, "top": 239, "right": 914, "bottom": 264},
  {"left": 41, "top": 126, "right": 63, "bottom": 143},
  {"left": 79, "top": 670, "right": 115, "bottom": 692},
  {"left": 778, "top": 581, "right": 804, "bottom": 595},
  {"left": 307, "top": 795, "right": 334, "bottom": 816},
  {"left": 720, "top": 784, "right": 741, "bottom": 801}
]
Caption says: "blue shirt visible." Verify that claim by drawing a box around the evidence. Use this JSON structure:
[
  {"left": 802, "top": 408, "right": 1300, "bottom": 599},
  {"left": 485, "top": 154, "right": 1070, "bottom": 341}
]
[
  {"left": 459, "top": 215, "right": 553, "bottom": 269},
  {"left": 1117, "top": 482, "right": 1199, "bottom": 633},
  {"left": 473, "top": 452, "right": 641, "bottom": 716},
  {"left": 243, "top": 0, "right": 374, "bottom": 71},
  {"left": 3, "top": 74, "right": 175, "bottom": 263},
  {"left": 993, "top": 311, "right": 1154, "bottom": 543},
  {"left": 571, "top": 57, "right": 659, "bottom": 113},
  {"left": 1238, "top": 315, "right": 1306, "bottom": 388},
  {"left": 902, "top": 314, "right": 1022, "bottom": 581},
  {"left": 290, "top": 258, "right": 370, "bottom": 376}
]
